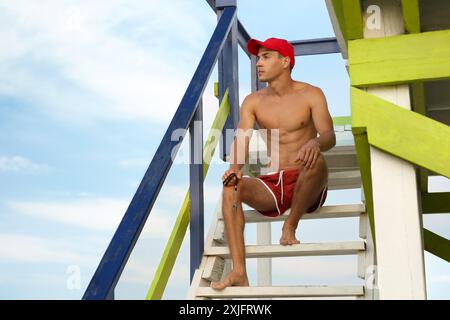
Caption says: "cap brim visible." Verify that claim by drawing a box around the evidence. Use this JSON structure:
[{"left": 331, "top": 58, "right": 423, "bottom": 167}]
[{"left": 247, "top": 39, "right": 264, "bottom": 56}]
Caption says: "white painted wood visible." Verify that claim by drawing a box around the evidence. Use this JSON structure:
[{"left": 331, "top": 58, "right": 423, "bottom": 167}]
[
  {"left": 234, "top": 204, "right": 365, "bottom": 223},
  {"left": 205, "top": 241, "right": 366, "bottom": 258},
  {"left": 323, "top": 145, "right": 359, "bottom": 171},
  {"left": 357, "top": 214, "right": 369, "bottom": 279},
  {"left": 362, "top": 0, "right": 426, "bottom": 300},
  {"left": 362, "top": 210, "right": 378, "bottom": 300},
  {"left": 328, "top": 170, "right": 361, "bottom": 190},
  {"left": 202, "top": 256, "right": 225, "bottom": 282},
  {"left": 196, "top": 285, "right": 365, "bottom": 298},
  {"left": 359, "top": 212, "right": 368, "bottom": 239},
  {"left": 213, "top": 220, "right": 226, "bottom": 244},
  {"left": 242, "top": 169, "right": 362, "bottom": 190},
  {"left": 256, "top": 222, "right": 272, "bottom": 286},
  {"left": 249, "top": 145, "right": 359, "bottom": 175},
  {"left": 186, "top": 263, "right": 210, "bottom": 300}
]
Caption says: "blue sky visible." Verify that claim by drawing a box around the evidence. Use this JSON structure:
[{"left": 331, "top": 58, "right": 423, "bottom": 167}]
[{"left": 0, "top": 0, "right": 448, "bottom": 300}]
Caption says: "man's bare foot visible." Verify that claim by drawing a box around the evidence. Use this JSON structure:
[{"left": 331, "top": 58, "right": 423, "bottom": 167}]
[
  {"left": 280, "top": 223, "right": 300, "bottom": 245},
  {"left": 211, "top": 271, "right": 249, "bottom": 290}
]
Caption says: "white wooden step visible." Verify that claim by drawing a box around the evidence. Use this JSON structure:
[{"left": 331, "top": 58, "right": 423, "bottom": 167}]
[
  {"left": 328, "top": 170, "right": 361, "bottom": 190},
  {"left": 248, "top": 145, "right": 358, "bottom": 172},
  {"left": 196, "top": 285, "right": 365, "bottom": 298},
  {"left": 323, "top": 145, "right": 359, "bottom": 172},
  {"left": 204, "top": 241, "right": 366, "bottom": 258},
  {"left": 232, "top": 203, "right": 365, "bottom": 223},
  {"left": 243, "top": 166, "right": 361, "bottom": 190}
]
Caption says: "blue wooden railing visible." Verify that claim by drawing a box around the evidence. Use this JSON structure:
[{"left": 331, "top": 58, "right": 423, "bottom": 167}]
[{"left": 83, "top": 5, "right": 238, "bottom": 300}]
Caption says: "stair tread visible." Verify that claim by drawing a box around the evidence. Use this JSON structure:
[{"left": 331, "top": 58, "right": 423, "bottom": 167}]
[
  {"left": 244, "top": 169, "right": 361, "bottom": 190},
  {"left": 196, "top": 285, "right": 365, "bottom": 298},
  {"left": 236, "top": 203, "right": 365, "bottom": 223},
  {"left": 204, "top": 241, "right": 366, "bottom": 258}
]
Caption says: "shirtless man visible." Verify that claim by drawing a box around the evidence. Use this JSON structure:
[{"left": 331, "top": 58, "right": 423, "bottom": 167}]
[{"left": 211, "top": 38, "right": 336, "bottom": 290}]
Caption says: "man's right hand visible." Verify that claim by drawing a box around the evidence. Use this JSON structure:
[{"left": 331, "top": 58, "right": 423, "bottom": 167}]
[{"left": 222, "top": 168, "right": 243, "bottom": 186}]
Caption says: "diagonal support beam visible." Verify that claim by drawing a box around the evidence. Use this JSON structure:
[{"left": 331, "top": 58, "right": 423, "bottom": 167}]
[{"left": 351, "top": 87, "right": 450, "bottom": 178}]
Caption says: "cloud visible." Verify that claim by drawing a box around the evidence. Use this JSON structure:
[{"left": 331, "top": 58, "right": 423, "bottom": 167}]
[
  {"left": 0, "top": 0, "right": 215, "bottom": 125},
  {"left": 0, "top": 155, "right": 49, "bottom": 173},
  {"left": 7, "top": 197, "right": 172, "bottom": 238},
  {"left": 0, "top": 233, "right": 96, "bottom": 265},
  {"left": 118, "top": 158, "right": 150, "bottom": 168},
  {"left": 118, "top": 258, "right": 189, "bottom": 288},
  {"left": 428, "top": 275, "right": 450, "bottom": 284}
]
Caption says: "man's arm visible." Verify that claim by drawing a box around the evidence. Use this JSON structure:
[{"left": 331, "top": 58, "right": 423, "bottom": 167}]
[
  {"left": 229, "top": 94, "right": 257, "bottom": 172},
  {"left": 310, "top": 87, "right": 336, "bottom": 152}
]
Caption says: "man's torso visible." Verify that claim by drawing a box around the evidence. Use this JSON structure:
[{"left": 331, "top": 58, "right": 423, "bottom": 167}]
[{"left": 253, "top": 81, "right": 319, "bottom": 171}]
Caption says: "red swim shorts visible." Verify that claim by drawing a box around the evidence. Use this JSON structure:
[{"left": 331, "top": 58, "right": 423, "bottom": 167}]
[{"left": 250, "top": 167, "right": 328, "bottom": 218}]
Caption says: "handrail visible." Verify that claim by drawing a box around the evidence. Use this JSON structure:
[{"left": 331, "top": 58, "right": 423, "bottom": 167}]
[
  {"left": 146, "top": 89, "right": 230, "bottom": 300},
  {"left": 82, "top": 6, "right": 237, "bottom": 300}
]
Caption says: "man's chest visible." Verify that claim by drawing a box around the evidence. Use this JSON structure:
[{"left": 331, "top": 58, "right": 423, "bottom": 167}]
[{"left": 254, "top": 96, "right": 312, "bottom": 132}]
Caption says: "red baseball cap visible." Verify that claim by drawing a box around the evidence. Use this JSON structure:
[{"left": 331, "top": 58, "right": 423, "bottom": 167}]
[{"left": 247, "top": 37, "right": 295, "bottom": 69}]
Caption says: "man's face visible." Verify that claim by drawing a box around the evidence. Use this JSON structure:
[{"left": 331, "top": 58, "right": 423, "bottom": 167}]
[{"left": 255, "top": 47, "right": 289, "bottom": 82}]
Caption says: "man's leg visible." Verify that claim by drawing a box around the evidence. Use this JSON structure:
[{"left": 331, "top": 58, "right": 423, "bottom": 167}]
[
  {"left": 280, "top": 154, "right": 328, "bottom": 245},
  {"left": 211, "top": 177, "right": 277, "bottom": 290}
]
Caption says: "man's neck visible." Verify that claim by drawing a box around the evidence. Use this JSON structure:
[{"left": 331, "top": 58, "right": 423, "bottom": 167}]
[{"left": 267, "top": 73, "right": 294, "bottom": 97}]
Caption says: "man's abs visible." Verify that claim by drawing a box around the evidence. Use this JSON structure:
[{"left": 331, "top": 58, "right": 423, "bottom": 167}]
[{"left": 260, "top": 125, "right": 317, "bottom": 171}]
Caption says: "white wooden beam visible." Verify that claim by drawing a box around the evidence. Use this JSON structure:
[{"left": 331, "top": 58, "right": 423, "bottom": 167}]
[
  {"left": 256, "top": 223, "right": 272, "bottom": 286},
  {"left": 361, "top": 0, "right": 426, "bottom": 299}
]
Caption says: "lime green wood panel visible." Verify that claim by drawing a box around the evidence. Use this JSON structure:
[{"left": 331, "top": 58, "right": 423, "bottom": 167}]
[
  {"left": 331, "top": 0, "right": 364, "bottom": 41},
  {"left": 422, "top": 192, "right": 450, "bottom": 214},
  {"left": 332, "top": 116, "right": 352, "bottom": 126},
  {"left": 419, "top": 168, "right": 428, "bottom": 193},
  {"left": 353, "top": 132, "right": 376, "bottom": 247},
  {"left": 411, "top": 82, "right": 426, "bottom": 116},
  {"left": 351, "top": 87, "right": 450, "bottom": 178},
  {"left": 349, "top": 30, "right": 450, "bottom": 86},
  {"left": 214, "top": 82, "right": 219, "bottom": 98},
  {"left": 145, "top": 89, "right": 230, "bottom": 300},
  {"left": 423, "top": 228, "right": 450, "bottom": 263},
  {"left": 401, "top": 0, "right": 421, "bottom": 34}
]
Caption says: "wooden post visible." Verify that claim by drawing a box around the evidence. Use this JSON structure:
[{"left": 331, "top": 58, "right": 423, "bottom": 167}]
[
  {"left": 361, "top": 0, "right": 426, "bottom": 299},
  {"left": 251, "top": 54, "right": 272, "bottom": 287}
]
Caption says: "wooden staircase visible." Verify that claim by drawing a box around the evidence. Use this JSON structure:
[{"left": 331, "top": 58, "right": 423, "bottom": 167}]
[{"left": 187, "top": 143, "right": 377, "bottom": 300}]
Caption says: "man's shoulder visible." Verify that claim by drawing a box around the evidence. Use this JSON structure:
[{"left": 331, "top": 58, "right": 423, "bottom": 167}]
[
  {"left": 293, "top": 81, "right": 322, "bottom": 94},
  {"left": 242, "top": 91, "right": 263, "bottom": 108}
]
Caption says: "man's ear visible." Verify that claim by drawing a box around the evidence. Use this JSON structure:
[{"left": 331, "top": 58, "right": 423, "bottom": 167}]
[{"left": 284, "top": 57, "right": 291, "bottom": 69}]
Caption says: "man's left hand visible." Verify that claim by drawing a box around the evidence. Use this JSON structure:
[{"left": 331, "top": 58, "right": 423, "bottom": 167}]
[{"left": 294, "top": 138, "right": 321, "bottom": 169}]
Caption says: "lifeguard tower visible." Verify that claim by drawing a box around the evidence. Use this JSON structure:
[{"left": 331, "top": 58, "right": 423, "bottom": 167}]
[{"left": 83, "top": 0, "right": 449, "bottom": 300}]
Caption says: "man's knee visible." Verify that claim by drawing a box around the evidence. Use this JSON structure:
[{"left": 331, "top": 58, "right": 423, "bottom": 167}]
[{"left": 304, "top": 153, "right": 326, "bottom": 178}]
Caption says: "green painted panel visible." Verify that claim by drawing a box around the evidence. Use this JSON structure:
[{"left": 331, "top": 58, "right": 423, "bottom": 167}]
[
  {"left": 349, "top": 30, "right": 450, "bottom": 86},
  {"left": 351, "top": 87, "right": 450, "bottom": 178},
  {"left": 401, "top": 0, "right": 421, "bottom": 34},
  {"left": 353, "top": 132, "right": 376, "bottom": 247},
  {"left": 332, "top": 116, "right": 352, "bottom": 126},
  {"left": 331, "top": 0, "right": 364, "bottom": 41},
  {"left": 423, "top": 228, "right": 450, "bottom": 263},
  {"left": 422, "top": 192, "right": 450, "bottom": 214}
]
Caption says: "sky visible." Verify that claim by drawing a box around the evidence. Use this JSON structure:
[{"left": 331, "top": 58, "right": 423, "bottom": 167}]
[{"left": 0, "top": 0, "right": 448, "bottom": 300}]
